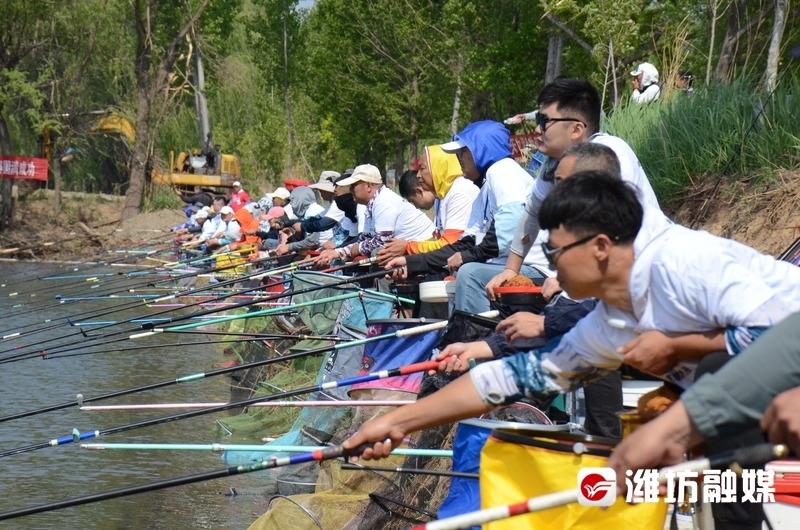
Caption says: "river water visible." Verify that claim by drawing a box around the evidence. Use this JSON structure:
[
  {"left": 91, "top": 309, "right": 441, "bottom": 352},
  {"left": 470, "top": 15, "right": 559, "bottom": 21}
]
[{"left": 0, "top": 260, "right": 270, "bottom": 529}]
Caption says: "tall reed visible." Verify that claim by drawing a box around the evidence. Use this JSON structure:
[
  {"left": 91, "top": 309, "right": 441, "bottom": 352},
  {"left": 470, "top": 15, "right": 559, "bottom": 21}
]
[{"left": 605, "top": 77, "right": 800, "bottom": 207}]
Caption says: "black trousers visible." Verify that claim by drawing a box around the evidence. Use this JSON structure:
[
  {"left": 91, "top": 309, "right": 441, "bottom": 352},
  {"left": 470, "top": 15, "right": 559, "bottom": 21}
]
[{"left": 582, "top": 370, "right": 623, "bottom": 439}]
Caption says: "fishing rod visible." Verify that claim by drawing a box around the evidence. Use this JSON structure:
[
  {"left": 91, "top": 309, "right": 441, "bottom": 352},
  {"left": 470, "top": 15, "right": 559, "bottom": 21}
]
[
  {"left": 0, "top": 359, "right": 441, "bottom": 458},
  {"left": 0, "top": 237, "right": 176, "bottom": 296},
  {"left": 50, "top": 319, "right": 355, "bottom": 360},
  {"left": 80, "top": 400, "right": 415, "bottom": 411},
  {"left": 128, "top": 286, "right": 411, "bottom": 339},
  {"left": 0, "top": 257, "right": 302, "bottom": 358},
  {"left": 12, "top": 242, "right": 274, "bottom": 301},
  {"left": 23, "top": 284, "right": 398, "bottom": 361},
  {"left": 340, "top": 463, "right": 475, "bottom": 479},
  {"left": 1, "top": 260, "right": 394, "bottom": 362},
  {"left": 319, "top": 255, "right": 376, "bottom": 273},
  {"left": 0, "top": 249, "right": 280, "bottom": 335},
  {"left": 410, "top": 443, "right": 790, "bottom": 530},
  {"left": 0, "top": 442, "right": 380, "bottom": 521},
  {"left": 81, "top": 443, "right": 452, "bottom": 458},
  {"left": 0, "top": 314, "right": 442, "bottom": 423},
  {"left": 0, "top": 296, "right": 299, "bottom": 364},
  {"left": 48, "top": 331, "right": 330, "bottom": 360},
  {"left": 63, "top": 297, "right": 292, "bottom": 322},
  {"left": 54, "top": 261, "right": 381, "bottom": 345},
  {"left": 0, "top": 335, "right": 318, "bottom": 421}
]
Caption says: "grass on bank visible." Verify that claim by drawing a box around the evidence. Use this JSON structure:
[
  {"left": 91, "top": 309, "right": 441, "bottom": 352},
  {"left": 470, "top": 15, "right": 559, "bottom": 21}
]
[{"left": 605, "top": 77, "right": 800, "bottom": 208}]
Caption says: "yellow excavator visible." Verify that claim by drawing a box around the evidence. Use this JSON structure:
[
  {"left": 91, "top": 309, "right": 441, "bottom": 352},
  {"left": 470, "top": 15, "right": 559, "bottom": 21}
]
[
  {"left": 41, "top": 110, "right": 136, "bottom": 164},
  {"left": 150, "top": 42, "right": 241, "bottom": 191}
]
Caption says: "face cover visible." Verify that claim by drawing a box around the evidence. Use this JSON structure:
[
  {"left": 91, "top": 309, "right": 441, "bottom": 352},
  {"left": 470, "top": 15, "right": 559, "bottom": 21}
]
[{"left": 334, "top": 193, "right": 358, "bottom": 222}]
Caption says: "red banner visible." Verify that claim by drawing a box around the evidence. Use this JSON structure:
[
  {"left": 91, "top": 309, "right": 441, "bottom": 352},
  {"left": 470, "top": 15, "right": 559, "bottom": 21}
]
[
  {"left": 510, "top": 133, "right": 539, "bottom": 159},
  {"left": 0, "top": 156, "right": 48, "bottom": 181}
]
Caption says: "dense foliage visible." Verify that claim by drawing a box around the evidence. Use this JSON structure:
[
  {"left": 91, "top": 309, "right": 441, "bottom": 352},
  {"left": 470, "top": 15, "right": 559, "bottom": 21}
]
[{"left": 1, "top": 0, "right": 798, "bottom": 221}]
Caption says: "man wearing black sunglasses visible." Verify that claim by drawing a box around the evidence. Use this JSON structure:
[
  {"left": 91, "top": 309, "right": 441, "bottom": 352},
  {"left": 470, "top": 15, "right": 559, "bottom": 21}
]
[{"left": 486, "top": 78, "right": 664, "bottom": 300}]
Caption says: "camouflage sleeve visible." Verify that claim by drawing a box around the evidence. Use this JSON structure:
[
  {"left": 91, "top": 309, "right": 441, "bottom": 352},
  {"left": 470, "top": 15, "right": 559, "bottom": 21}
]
[
  {"left": 357, "top": 231, "right": 393, "bottom": 257},
  {"left": 469, "top": 340, "right": 612, "bottom": 407}
]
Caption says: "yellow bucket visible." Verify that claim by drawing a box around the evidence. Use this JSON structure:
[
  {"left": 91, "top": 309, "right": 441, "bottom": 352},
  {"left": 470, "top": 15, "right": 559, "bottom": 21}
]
[{"left": 480, "top": 428, "right": 668, "bottom": 529}]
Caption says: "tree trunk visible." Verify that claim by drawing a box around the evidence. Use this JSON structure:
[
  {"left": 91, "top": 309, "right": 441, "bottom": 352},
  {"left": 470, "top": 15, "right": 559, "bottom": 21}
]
[
  {"left": 714, "top": 0, "right": 746, "bottom": 84},
  {"left": 409, "top": 73, "right": 420, "bottom": 166},
  {"left": 52, "top": 155, "right": 62, "bottom": 215},
  {"left": 705, "top": 0, "right": 719, "bottom": 86},
  {"left": 122, "top": 1, "right": 153, "bottom": 221},
  {"left": 394, "top": 139, "right": 405, "bottom": 183},
  {"left": 283, "top": 14, "right": 294, "bottom": 170},
  {"left": 450, "top": 69, "right": 462, "bottom": 136},
  {"left": 763, "top": 0, "right": 787, "bottom": 92},
  {"left": 0, "top": 114, "right": 13, "bottom": 230},
  {"left": 122, "top": 91, "right": 151, "bottom": 221},
  {"left": 609, "top": 39, "right": 619, "bottom": 108},
  {"left": 545, "top": 32, "right": 563, "bottom": 83},
  {"left": 121, "top": 0, "right": 210, "bottom": 221}
]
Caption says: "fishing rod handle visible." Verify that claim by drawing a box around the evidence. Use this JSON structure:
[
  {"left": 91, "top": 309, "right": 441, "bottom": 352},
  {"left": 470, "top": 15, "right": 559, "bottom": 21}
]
[
  {"left": 394, "top": 309, "right": 499, "bottom": 338},
  {"left": 659, "top": 443, "right": 790, "bottom": 480}
]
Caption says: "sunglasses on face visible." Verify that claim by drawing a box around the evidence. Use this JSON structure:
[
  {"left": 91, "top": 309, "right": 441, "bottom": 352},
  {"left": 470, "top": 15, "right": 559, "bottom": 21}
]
[
  {"left": 535, "top": 114, "right": 585, "bottom": 131},
  {"left": 540, "top": 233, "right": 598, "bottom": 267}
]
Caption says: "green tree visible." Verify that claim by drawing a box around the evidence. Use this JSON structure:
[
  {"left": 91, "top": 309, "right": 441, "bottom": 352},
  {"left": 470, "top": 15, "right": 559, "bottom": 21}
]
[{"left": 0, "top": 0, "right": 53, "bottom": 229}]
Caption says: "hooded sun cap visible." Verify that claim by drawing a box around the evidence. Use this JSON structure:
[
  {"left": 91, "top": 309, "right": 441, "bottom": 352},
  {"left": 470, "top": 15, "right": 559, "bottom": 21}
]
[
  {"left": 289, "top": 186, "right": 317, "bottom": 218},
  {"left": 266, "top": 187, "right": 291, "bottom": 200},
  {"left": 232, "top": 181, "right": 241, "bottom": 187},
  {"left": 194, "top": 208, "right": 210, "bottom": 219},
  {"left": 444, "top": 121, "right": 511, "bottom": 176},
  {"left": 630, "top": 62, "right": 659, "bottom": 85},
  {"left": 425, "top": 145, "right": 464, "bottom": 200},
  {"left": 264, "top": 206, "right": 285, "bottom": 220},
  {"left": 439, "top": 138, "right": 467, "bottom": 153},
  {"left": 334, "top": 164, "right": 383, "bottom": 187},
  {"left": 219, "top": 206, "right": 234, "bottom": 215}
]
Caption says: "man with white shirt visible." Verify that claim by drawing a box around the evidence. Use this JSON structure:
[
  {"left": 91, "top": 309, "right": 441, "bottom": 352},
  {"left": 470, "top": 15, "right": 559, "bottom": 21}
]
[
  {"left": 314, "top": 164, "right": 433, "bottom": 266},
  {"left": 206, "top": 206, "right": 241, "bottom": 251},
  {"left": 486, "top": 77, "right": 663, "bottom": 300},
  {"left": 295, "top": 169, "right": 365, "bottom": 249}
]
